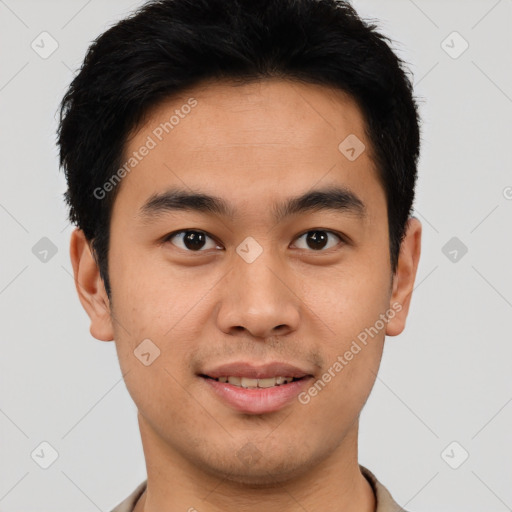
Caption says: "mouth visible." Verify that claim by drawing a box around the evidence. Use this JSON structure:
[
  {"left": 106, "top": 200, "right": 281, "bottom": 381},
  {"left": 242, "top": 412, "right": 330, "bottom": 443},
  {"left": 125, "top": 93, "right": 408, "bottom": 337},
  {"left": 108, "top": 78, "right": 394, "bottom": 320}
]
[
  {"left": 198, "top": 374, "right": 314, "bottom": 414},
  {"left": 200, "top": 374, "right": 308, "bottom": 388}
]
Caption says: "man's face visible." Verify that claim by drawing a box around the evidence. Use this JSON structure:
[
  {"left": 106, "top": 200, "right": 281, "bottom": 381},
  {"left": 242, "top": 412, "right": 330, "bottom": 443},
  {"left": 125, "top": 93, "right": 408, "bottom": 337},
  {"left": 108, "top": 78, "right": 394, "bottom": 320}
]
[{"left": 79, "top": 79, "right": 415, "bottom": 484}]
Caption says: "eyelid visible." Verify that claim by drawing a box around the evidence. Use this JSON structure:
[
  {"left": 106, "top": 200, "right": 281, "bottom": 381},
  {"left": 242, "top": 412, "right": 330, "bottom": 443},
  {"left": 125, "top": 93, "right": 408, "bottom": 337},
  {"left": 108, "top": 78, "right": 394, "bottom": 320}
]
[
  {"left": 291, "top": 229, "right": 346, "bottom": 250},
  {"left": 162, "top": 228, "right": 348, "bottom": 252},
  {"left": 162, "top": 229, "right": 222, "bottom": 250}
]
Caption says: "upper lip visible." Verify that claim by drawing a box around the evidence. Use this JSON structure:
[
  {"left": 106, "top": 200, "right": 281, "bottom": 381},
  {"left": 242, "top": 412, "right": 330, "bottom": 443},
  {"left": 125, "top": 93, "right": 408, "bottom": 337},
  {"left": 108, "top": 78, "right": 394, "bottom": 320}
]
[{"left": 200, "top": 361, "right": 314, "bottom": 380}]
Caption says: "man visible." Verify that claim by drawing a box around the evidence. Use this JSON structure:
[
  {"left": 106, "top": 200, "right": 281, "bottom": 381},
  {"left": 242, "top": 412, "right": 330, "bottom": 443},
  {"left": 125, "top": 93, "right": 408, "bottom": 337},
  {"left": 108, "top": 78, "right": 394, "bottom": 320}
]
[{"left": 58, "top": 0, "right": 422, "bottom": 510}]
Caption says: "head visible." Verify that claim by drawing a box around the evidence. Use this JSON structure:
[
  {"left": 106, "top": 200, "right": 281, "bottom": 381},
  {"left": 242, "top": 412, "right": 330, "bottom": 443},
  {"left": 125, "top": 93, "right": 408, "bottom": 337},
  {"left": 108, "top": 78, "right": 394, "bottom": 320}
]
[{"left": 59, "top": 0, "right": 421, "bottom": 487}]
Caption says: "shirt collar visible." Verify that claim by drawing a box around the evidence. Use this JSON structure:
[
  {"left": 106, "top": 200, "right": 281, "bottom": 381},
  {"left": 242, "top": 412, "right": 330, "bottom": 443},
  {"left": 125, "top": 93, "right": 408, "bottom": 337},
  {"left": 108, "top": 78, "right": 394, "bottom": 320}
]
[{"left": 360, "top": 464, "right": 409, "bottom": 512}]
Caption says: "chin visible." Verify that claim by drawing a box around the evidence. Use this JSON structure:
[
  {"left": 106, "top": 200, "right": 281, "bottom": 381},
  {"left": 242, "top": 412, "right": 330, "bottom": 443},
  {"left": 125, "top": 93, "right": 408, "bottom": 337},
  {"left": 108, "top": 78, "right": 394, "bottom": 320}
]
[{"left": 199, "top": 451, "right": 311, "bottom": 487}]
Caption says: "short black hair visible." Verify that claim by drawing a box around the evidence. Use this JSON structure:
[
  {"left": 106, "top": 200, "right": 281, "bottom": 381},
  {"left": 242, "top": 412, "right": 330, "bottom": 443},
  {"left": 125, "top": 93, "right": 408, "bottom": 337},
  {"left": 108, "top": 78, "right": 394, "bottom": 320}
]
[{"left": 58, "top": 0, "right": 421, "bottom": 300}]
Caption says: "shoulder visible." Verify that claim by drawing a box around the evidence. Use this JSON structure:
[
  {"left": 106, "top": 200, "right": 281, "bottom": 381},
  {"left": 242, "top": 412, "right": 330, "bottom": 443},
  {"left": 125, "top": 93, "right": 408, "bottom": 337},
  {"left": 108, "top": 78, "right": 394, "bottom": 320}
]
[
  {"left": 360, "top": 465, "right": 411, "bottom": 512},
  {"left": 110, "top": 480, "right": 147, "bottom": 512}
]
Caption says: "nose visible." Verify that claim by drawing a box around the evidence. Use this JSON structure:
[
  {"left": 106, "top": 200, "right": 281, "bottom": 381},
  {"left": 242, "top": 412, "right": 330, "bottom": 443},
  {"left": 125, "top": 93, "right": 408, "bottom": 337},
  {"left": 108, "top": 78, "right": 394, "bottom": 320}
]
[{"left": 215, "top": 248, "right": 301, "bottom": 340}]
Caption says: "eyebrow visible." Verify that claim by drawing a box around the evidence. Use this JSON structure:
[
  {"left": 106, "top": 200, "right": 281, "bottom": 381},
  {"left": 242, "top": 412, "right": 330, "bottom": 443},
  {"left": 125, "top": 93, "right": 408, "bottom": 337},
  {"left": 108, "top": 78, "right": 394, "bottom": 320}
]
[{"left": 138, "top": 185, "right": 367, "bottom": 223}]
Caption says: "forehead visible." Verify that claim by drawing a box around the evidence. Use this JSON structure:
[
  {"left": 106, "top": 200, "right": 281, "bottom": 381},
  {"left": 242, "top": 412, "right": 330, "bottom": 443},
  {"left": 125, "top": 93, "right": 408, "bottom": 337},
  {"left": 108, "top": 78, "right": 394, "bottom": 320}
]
[
  {"left": 116, "top": 78, "right": 383, "bottom": 220},
  {"left": 133, "top": 77, "right": 369, "bottom": 151}
]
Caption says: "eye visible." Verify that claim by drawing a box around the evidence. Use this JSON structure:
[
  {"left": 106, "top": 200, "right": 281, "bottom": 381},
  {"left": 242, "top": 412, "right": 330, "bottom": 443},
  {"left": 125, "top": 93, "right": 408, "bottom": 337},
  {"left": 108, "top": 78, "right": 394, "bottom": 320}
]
[
  {"left": 163, "top": 230, "right": 222, "bottom": 252},
  {"left": 292, "top": 230, "right": 344, "bottom": 251},
  {"left": 162, "top": 229, "right": 345, "bottom": 253}
]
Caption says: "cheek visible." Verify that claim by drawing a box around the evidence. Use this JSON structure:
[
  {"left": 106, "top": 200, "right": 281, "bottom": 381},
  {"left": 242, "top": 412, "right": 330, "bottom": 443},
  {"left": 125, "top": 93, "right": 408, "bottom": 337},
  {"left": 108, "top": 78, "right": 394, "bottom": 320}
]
[
  {"left": 299, "top": 253, "right": 391, "bottom": 337},
  {"left": 109, "top": 246, "right": 214, "bottom": 332},
  {"left": 108, "top": 269, "right": 212, "bottom": 428},
  {"left": 297, "top": 255, "right": 391, "bottom": 401},
  {"left": 108, "top": 253, "right": 224, "bottom": 381}
]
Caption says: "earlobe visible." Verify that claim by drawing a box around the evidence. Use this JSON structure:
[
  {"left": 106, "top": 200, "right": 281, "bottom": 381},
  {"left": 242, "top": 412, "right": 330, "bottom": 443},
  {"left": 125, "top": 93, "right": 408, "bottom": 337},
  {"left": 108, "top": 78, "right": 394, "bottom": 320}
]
[
  {"left": 69, "top": 228, "right": 114, "bottom": 341},
  {"left": 386, "top": 217, "right": 422, "bottom": 337}
]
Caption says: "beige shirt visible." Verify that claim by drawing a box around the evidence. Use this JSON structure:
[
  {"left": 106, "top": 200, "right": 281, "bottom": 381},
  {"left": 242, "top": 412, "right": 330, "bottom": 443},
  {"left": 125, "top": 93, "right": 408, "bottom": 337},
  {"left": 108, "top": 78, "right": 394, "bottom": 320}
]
[{"left": 110, "top": 465, "right": 409, "bottom": 512}]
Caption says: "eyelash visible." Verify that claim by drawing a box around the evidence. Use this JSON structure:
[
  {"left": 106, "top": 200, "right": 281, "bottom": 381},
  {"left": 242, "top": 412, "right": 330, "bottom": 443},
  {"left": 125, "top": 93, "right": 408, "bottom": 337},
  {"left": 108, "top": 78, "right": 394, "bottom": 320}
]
[{"left": 161, "top": 229, "right": 347, "bottom": 253}]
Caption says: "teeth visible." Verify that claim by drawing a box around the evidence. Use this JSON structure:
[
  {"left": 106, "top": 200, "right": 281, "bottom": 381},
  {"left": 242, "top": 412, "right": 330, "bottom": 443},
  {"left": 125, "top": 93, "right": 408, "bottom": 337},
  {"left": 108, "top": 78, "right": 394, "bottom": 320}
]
[
  {"left": 215, "top": 376, "right": 296, "bottom": 388},
  {"left": 240, "top": 377, "right": 258, "bottom": 388},
  {"left": 258, "top": 377, "right": 280, "bottom": 388}
]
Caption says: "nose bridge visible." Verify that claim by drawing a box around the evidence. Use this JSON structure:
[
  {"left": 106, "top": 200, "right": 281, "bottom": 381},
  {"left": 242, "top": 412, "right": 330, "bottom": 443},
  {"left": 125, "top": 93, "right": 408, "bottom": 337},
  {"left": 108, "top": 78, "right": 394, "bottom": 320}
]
[
  {"left": 216, "top": 239, "right": 300, "bottom": 338},
  {"left": 238, "top": 249, "right": 283, "bottom": 308}
]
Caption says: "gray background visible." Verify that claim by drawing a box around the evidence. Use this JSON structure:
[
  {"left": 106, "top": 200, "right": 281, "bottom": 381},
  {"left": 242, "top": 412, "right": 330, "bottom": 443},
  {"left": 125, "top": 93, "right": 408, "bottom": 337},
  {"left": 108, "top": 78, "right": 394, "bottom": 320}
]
[{"left": 1, "top": 0, "right": 511, "bottom": 510}]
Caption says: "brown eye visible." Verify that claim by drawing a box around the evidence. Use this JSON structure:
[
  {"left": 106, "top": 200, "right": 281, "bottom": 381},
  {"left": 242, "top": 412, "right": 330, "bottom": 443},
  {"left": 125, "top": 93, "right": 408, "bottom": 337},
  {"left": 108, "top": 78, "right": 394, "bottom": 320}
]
[
  {"left": 293, "top": 230, "right": 343, "bottom": 251},
  {"left": 165, "top": 230, "right": 221, "bottom": 251}
]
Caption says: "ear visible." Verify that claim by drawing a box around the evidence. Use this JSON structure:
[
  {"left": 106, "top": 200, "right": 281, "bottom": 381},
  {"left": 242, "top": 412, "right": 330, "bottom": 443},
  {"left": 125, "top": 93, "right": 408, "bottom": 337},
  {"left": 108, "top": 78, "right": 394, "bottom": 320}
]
[
  {"left": 69, "top": 228, "right": 114, "bottom": 341},
  {"left": 386, "top": 217, "right": 422, "bottom": 337}
]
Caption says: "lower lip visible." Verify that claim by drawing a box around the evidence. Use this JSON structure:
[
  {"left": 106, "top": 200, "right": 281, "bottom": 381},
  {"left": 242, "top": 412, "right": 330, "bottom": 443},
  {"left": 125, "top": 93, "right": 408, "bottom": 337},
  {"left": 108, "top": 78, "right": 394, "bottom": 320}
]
[{"left": 201, "top": 376, "right": 312, "bottom": 414}]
